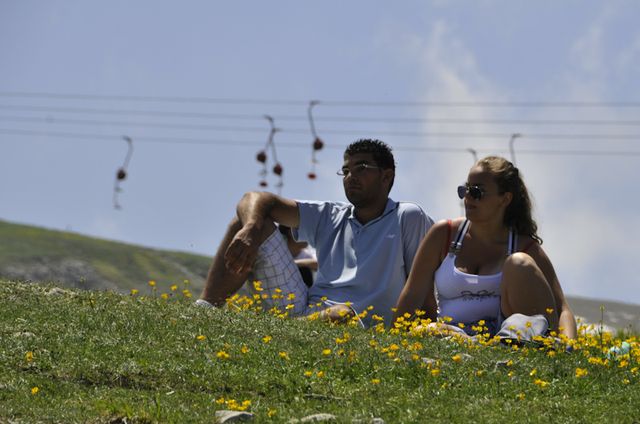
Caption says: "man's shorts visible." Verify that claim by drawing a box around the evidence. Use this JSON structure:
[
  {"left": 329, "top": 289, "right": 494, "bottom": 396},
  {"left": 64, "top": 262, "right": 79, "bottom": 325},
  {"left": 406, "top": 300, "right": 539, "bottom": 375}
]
[
  {"left": 244, "top": 230, "right": 362, "bottom": 326},
  {"left": 248, "top": 230, "right": 311, "bottom": 316}
]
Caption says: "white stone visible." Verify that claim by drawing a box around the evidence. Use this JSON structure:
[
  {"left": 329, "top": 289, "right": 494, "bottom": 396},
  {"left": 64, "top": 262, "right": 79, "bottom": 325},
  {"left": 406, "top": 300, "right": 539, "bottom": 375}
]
[{"left": 215, "top": 410, "right": 254, "bottom": 423}]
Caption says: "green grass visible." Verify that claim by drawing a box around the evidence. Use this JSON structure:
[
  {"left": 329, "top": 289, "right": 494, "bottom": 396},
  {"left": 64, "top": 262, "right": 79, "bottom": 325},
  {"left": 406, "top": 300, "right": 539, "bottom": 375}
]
[
  {"left": 0, "top": 220, "right": 211, "bottom": 292},
  {"left": 1, "top": 280, "right": 638, "bottom": 423}
]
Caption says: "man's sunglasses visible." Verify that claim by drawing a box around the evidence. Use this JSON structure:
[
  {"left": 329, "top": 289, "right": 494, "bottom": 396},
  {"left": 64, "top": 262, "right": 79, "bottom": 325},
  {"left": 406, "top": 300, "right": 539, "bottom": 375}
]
[
  {"left": 457, "top": 184, "right": 487, "bottom": 200},
  {"left": 336, "top": 163, "right": 381, "bottom": 177}
]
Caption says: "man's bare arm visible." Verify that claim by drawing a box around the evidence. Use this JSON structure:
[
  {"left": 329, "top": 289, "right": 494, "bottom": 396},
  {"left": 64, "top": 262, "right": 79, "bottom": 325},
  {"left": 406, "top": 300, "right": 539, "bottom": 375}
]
[{"left": 225, "top": 192, "right": 299, "bottom": 274}]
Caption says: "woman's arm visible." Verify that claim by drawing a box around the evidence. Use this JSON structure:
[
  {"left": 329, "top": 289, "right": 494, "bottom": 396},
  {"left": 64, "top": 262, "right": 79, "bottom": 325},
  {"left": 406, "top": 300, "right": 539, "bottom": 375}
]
[
  {"left": 393, "top": 220, "right": 451, "bottom": 323},
  {"left": 527, "top": 243, "right": 577, "bottom": 339}
]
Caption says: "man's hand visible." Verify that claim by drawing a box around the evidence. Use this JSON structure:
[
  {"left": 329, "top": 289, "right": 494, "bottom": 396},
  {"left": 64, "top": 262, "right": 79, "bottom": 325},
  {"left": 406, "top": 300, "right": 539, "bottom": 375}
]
[{"left": 224, "top": 224, "right": 260, "bottom": 275}]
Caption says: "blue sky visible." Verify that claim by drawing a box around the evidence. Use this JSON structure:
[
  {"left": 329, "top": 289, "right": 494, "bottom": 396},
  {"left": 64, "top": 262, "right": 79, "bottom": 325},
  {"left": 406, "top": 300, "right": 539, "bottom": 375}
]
[{"left": 2, "top": 1, "right": 639, "bottom": 304}]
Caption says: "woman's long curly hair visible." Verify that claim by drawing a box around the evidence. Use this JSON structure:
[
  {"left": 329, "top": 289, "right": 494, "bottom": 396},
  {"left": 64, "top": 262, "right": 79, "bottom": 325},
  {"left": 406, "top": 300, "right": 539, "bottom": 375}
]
[{"left": 476, "top": 156, "right": 542, "bottom": 244}]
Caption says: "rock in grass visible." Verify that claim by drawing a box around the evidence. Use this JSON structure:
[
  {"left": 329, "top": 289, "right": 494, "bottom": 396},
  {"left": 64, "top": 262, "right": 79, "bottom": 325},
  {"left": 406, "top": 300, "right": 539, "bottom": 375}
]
[
  {"left": 352, "top": 418, "right": 386, "bottom": 424},
  {"left": 495, "top": 360, "right": 511, "bottom": 369},
  {"left": 421, "top": 357, "right": 437, "bottom": 366},
  {"left": 289, "top": 413, "right": 337, "bottom": 422},
  {"left": 13, "top": 331, "right": 35, "bottom": 338},
  {"left": 47, "top": 287, "right": 74, "bottom": 297},
  {"left": 215, "top": 410, "right": 254, "bottom": 423}
]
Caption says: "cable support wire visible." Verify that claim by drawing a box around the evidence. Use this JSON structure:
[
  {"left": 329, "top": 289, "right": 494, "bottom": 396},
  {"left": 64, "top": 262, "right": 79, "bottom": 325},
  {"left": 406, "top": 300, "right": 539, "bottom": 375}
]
[
  {"left": 0, "top": 115, "right": 639, "bottom": 141},
  {"left": 2, "top": 128, "right": 640, "bottom": 157},
  {"left": 1, "top": 91, "right": 640, "bottom": 108},
  {"left": 1, "top": 104, "right": 640, "bottom": 127}
]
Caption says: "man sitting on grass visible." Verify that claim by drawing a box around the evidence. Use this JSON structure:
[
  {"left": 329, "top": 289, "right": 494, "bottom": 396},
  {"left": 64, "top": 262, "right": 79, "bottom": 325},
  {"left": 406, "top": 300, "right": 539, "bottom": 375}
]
[{"left": 196, "top": 139, "right": 433, "bottom": 327}]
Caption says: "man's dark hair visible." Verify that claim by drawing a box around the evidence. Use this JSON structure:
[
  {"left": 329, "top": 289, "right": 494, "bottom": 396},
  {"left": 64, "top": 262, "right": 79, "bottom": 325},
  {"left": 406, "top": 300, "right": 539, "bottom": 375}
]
[{"left": 344, "top": 139, "right": 396, "bottom": 190}]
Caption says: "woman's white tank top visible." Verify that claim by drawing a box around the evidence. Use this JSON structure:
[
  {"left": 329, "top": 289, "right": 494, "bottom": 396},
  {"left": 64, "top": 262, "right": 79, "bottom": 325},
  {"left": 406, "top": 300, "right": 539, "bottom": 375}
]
[{"left": 434, "top": 220, "right": 516, "bottom": 325}]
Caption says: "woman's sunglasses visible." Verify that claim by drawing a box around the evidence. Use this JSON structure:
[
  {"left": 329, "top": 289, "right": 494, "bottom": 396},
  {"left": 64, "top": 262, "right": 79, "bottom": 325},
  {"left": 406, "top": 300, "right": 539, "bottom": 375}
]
[{"left": 457, "top": 184, "right": 486, "bottom": 200}]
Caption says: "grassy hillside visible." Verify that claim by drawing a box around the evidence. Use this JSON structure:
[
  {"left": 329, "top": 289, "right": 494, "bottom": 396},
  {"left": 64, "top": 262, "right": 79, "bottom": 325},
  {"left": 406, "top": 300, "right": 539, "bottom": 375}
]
[
  {"left": 1, "top": 280, "right": 638, "bottom": 423},
  {"left": 0, "top": 220, "right": 211, "bottom": 292},
  {"left": 1, "top": 219, "right": 639, "bottom": 332}
]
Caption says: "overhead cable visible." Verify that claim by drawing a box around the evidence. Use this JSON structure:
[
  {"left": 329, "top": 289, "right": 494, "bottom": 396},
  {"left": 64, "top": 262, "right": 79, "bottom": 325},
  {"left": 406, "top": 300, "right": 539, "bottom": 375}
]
[
  {"left": 0, "top": 115, "right": 638, "bottom": 141},
  {"left": 1, "top": 104, "right": 639, "bottom": 126},
  {"left": 2, "top": 128, "right": 639, "bottom": 157},
  {"left": 1, "top": 91, "right": 640, "bottom": 108}
]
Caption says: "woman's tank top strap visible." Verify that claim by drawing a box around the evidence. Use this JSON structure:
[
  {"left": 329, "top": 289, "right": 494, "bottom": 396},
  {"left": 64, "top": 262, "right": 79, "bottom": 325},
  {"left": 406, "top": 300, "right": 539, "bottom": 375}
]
[
  {"left": 508, "top": 230, "right": 517, "bottom": 256},
  {"left": 442, "top": 219, "right": 453, "bottom": 259},
  {"left": 449, "top": 219, "right": 470, "bottom": 254},
  {"left": 448, "top": 219, "right": 518, "bottom": 256}
]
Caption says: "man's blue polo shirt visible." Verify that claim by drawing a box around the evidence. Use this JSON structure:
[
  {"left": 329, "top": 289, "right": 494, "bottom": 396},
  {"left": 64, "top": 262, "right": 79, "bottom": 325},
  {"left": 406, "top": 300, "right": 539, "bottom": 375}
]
[{"left": 294, "top": 198, "right": 433, "bottom": 327}]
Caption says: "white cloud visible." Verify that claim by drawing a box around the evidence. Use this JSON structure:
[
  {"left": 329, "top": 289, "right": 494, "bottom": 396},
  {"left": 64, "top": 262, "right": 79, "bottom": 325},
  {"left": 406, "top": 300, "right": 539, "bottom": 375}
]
[
  {"left": 389, "top": 15, "right": 640, "bottom": 305},
  {"left": 616, "top": 32, "right": 640, "bottom": 74}
]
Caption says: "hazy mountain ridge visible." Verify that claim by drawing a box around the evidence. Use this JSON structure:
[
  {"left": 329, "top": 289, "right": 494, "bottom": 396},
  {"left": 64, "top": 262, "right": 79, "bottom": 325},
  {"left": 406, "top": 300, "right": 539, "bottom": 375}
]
[{"left": 0, "top": 220, "right": 209, "bottom": 292}]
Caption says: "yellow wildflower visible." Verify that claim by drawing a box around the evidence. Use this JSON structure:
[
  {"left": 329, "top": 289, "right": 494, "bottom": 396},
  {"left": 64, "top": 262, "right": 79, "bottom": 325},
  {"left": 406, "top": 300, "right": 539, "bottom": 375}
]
[
  {"left": 262, "top": 335, "right": 272, "bottom": 343},
  {"left": 534, "top": 379, "right": 549, "bottom": 388},
  {"left": 216, "top": 350, "right": 230, "bottom": 360},
  {"left": 529, "top": 368, "right": 537, "bottom": 377},
  {"left": 371, "top": 378, "right": 381, "bottom": 385},
  {"left": 170, "top": 284, "right": 178, "bottom": 291},
  {"left": 304, "top": 371, "right": 313, "bottom": 377},
  {"left": 148, "top": 280, "right": 156, "bottom": 287},
  {"left": 322, "top": 349, "right": 332, "bottom": 356},
  {"left": 241, "top": 345, "right": 249, "bottom": 354},
  {"left": 130, "top": 288, "right": 139, "bottom": 295},
  {"left": 431, "top": 368, "right": 441, "bottom": 377},
  {"left": 516, "top": 393, "right": 525, "bottom": 401},
  {"left": 452, "top": 354, "right": 462, "bottom": 363},
  {"left": 546, "top": 308, "right": 554, "bottom": 314},
  {"left": 278, "top": 351, "right": 290, "bottom": 360},
  {"left": 268, "top": 409, "right": 277, "bottom": 417},
  {"left": 196, "top": 335, "right": 206, "bottom": 341},
  {"left": 575, "top": 368, "right": 588, "bottom": 378},
  {"left": 25, "top": 351, "right": 34, "bottom": 362},
  {"left": 316, "top": 371, "right": 325, "bottom": 378},
  {"left": 31, "top": 387, "right": 39, "bottom": 395},
  {"left": 160, "top": 293, "right": 169, "bottom": 300}
]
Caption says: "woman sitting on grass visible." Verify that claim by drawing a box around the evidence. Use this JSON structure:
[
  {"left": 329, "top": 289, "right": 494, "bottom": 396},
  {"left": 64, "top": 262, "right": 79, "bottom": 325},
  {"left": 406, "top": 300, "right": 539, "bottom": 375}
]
[{"left": 394, "top": 156, "right": 577, "bottom": 339}]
